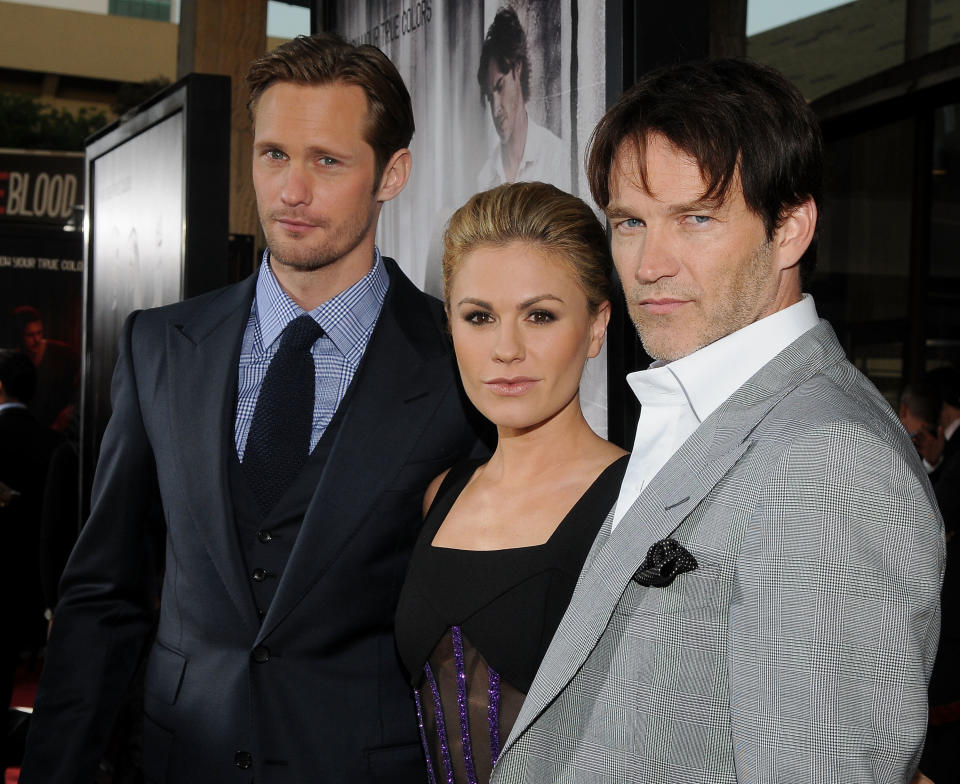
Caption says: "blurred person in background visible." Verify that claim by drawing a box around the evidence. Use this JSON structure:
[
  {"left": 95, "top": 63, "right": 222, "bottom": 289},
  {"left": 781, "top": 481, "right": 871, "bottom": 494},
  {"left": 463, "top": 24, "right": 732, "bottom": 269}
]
[
  {"left": 12, "top": 305, "right": 78, "bottom": 432},
  {"left": 920, "top": 365, "right": 960, "bottom": 784}
]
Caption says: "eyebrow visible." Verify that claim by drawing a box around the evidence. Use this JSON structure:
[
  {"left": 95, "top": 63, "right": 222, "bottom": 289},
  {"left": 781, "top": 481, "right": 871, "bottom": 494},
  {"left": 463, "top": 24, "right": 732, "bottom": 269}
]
[
  {"left": 305, "top": 145, "right": 352, "bottom": 160},
  {"left": 603, "top": 205, "right": 634, "bottom": 221},
  {"left": 669, "top": 198, "right": 724, "bottom": 214},
  {"left": 456, "top": 294, "right": 565, "bottom": 310},
  {"left": 605, "top": 196, "right": 724, "bottom": 219}
]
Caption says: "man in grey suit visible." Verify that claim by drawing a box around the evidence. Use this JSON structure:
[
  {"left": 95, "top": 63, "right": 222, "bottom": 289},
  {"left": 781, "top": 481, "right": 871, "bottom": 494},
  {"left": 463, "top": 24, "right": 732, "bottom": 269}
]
[{"left": 492, "top": 59, "right": 944, "bottom": 783}]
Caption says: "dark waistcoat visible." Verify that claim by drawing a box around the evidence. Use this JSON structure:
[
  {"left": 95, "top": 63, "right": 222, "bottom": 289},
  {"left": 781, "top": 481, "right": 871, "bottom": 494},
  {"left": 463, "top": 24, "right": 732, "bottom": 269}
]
[{"left": 228, "top": 401, "right": 348, "bottom": 620}]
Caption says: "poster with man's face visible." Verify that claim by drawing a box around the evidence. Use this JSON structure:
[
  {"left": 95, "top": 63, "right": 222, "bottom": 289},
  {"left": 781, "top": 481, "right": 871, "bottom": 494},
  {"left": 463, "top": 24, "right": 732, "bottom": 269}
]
[{"left": 332, "top": 0, "right": 609, "bottom": 434}]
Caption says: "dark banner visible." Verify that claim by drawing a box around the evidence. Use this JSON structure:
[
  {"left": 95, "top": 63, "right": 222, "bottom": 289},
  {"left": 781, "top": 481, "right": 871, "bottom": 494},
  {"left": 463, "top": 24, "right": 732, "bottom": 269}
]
[{"left": 0, "top": 150, "right": 83, "bottom": 229}]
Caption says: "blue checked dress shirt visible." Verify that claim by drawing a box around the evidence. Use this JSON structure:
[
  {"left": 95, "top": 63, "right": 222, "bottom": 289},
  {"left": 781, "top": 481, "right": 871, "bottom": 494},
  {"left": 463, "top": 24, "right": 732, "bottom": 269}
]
[{"left": 234, "top": 248, "right": 389, "bottom": 460}]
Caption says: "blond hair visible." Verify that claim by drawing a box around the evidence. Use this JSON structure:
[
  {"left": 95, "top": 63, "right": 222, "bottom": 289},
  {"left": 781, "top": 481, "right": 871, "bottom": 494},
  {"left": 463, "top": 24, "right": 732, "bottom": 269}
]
[{"left": 442, "top": 182, "right": 612, "bottom": 313}]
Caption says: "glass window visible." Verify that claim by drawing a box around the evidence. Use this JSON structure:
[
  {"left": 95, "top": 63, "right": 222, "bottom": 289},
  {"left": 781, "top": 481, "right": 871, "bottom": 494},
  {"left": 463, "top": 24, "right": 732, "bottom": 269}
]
[
  {"left": 267, "top": 1, "right": 310, "bottom": 39},
  {"left": 747, "top": 0, "right": 960, "bottom": 102},
  {"left": 109, "top": 0, "right": 171, "bottom": 22},
  {"left": 748, "top": 0, "right": 908, "bottom": 101},
  {"left": 929, "top": 0, "right": 960, "bottom": 55},
  {"left": 813, "top": 118, "right": 916, "bottom": 401},
  {"left": 927, "top": 101, "right": 960, "bottom": 368}
]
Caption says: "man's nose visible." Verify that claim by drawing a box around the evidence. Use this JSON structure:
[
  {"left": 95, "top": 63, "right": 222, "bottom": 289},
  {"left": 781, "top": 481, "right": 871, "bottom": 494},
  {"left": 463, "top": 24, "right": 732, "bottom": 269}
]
[
  {"left": 280, "top": 165, "right": 311, "bottom": 207},
  {"left": 634, "top": 228, "right": 679, "bottom": 284}
]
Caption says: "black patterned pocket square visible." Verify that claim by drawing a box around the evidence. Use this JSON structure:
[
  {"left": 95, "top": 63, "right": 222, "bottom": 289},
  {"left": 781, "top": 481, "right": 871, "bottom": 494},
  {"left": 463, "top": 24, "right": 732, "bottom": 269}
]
[{"left": 632, "top": 539, "right": 698, "bottom": 587}]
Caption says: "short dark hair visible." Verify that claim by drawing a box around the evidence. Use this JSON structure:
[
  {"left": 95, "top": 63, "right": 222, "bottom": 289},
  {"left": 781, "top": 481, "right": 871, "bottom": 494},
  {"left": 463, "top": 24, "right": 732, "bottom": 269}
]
[
  {"left": 246, "top": 33, "right": 414, "bottom": 185},
  {"left": 0, "top": 349, "right": 37, "bottom": 403},
  {"left": 900, "top": 379, "right": 942, "bottom": 429},
  {"left": 477, "top": 6, "right": 530, "bottom": 101},
  {"left": 12, "top": 305, "right": 42, "bottom": 334},
  {"left": 587, "top": 58, "right": 823, "bottom": 283}
]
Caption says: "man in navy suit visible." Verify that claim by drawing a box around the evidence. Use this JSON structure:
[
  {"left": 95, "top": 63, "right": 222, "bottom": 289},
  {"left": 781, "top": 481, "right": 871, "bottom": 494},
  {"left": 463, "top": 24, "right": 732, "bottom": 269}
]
[{"left": 23, "top": 34, "right": 482, "bottom": 783}]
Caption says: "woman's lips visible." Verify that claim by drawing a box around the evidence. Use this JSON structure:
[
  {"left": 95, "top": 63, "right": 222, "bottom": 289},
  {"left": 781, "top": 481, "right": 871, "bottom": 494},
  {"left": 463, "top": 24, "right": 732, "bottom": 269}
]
[{"left": 483, "top": 377, "right": 539, "bottom": 396}]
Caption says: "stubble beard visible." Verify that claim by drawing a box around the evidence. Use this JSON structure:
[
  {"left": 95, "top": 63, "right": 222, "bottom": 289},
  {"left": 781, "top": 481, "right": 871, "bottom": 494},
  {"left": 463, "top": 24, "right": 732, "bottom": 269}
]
[
  {"left": 263, "top": 200, "right": 378, "bottom": 273},
  {"left": 627, "top": 239, "right": 777, "bottom": 362}
]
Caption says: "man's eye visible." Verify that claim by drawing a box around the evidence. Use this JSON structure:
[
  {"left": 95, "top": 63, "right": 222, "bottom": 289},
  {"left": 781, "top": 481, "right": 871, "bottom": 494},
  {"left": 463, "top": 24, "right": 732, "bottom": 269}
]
[
  {"left": 617, "top": 218, "right": 643, "bottom": 229},
  {"left": 266, "top": 149, "right": 286, "bottom": 161},
  {"left": 687, "top": 215, "right": 711, "bottom": 225},
  {"left": 319, "top": 156, "right": 338, "bottom": 166}
]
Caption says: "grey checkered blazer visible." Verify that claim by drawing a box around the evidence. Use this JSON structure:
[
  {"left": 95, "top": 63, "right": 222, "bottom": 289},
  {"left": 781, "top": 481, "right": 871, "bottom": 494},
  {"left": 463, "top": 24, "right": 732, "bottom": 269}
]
[{"left": 492, "top": 320, "right": 944, "bottom": 784}]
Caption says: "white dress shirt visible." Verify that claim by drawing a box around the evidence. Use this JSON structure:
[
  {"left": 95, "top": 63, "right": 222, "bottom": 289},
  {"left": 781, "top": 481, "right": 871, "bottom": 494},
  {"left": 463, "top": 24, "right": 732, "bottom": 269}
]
[
  {"left": 945, "top": 418, "right": 960, "bottom": 443},
  {"left": 612, "top": 294, "right": 821, "bottom": 528}
]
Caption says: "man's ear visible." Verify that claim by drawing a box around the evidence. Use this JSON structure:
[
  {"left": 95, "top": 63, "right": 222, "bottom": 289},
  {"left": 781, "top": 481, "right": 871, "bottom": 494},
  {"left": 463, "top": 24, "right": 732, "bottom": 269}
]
[
  {"left": 773, "top": 197, "right": 817, "bottom": 272},
  {"left": 376, "top": 148, "right": 412, "bottom": 203}
]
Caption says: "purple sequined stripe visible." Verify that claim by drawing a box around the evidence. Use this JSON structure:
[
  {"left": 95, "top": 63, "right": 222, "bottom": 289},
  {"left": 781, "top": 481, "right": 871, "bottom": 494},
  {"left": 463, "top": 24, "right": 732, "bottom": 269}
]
[
  {"left": 425, "top": 662, "right": 455, "bottom": 784},
  {"left": 451, "top": 625, "right": 479, "bottom": 784},
  {"left": 414, "top": 688, "right": 438, "bottom": 784},
  {"left": 488, "top": 666, "right": 501, "bottom": 764}
]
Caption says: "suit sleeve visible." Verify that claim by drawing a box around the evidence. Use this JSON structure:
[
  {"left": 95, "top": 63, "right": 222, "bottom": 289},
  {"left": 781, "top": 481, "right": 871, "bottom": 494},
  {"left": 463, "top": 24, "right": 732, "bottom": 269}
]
[
  {"left": 728, "top": 421, "right": 944, "bottom": 783},
  {"left": 21, "top": 311, "right": 165, "bottom": 784}
]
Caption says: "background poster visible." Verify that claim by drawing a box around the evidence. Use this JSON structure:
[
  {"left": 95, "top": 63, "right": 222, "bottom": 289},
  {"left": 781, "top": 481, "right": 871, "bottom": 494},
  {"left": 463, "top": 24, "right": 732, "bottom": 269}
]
[
  {"left": 332, "top": 0, "right": 610, "bottom": 434},
  {"left": 0, "top": 150, "right": 84, "bottom": 432}
]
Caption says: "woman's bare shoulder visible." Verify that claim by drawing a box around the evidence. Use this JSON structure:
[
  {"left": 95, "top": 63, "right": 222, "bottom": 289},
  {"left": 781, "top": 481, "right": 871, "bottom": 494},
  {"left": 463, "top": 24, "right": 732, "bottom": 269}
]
[{"left": 422, "top": 467, "right": 453, "bottom": 518}]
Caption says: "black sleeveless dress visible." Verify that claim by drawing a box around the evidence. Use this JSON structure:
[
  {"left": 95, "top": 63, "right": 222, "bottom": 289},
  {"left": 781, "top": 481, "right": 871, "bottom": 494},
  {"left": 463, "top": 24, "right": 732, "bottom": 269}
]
[{"left": 395, "top": 455, "right": 629, "bottom": 784}]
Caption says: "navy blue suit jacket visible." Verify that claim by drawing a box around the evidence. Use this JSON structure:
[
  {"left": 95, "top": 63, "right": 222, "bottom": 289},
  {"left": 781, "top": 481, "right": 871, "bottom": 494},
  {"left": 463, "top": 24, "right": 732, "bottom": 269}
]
[{"left": 23, "top": 258, "right": 483, "bottom": 783}]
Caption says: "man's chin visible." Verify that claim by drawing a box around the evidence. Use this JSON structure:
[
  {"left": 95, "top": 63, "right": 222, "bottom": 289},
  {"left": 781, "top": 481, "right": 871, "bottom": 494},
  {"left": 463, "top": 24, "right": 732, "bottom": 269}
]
[
  {"left": 271, "top": 253, "right": 337, "bottom": 272},
  {"left": 631, "top": 317, "right": 692, "bottom": 362}
]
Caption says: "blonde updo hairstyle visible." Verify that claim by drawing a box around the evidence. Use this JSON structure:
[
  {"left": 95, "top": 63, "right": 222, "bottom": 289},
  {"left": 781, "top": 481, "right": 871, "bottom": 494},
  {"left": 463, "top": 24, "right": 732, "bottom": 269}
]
[{"left": 441, "top": 182, "right": 613, "bottom": 314}]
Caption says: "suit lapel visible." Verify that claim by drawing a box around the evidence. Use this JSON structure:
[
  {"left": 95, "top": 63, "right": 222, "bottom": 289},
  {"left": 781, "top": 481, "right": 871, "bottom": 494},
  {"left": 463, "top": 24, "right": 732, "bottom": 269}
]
[
  {"left": 258, "top": 260, "right": 453, "bottom": 638},
  {"left": 500, "top": 320, "right": 849, "bottom": 757},
  {"left": 501, "top": 427, "right": 753, "bottom": 752},
  {"left": 168, "top": 275, "right": 259, "bottom": 631}
]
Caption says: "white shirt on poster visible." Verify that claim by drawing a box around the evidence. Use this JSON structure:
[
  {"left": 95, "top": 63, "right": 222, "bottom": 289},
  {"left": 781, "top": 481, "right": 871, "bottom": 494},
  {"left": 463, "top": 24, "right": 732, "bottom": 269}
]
[
  {"left": 477, "top": 117, "right": 570, "bottom": 192},
  {"left": 612, "top": 294, "right": 821, "bottom": 529}
]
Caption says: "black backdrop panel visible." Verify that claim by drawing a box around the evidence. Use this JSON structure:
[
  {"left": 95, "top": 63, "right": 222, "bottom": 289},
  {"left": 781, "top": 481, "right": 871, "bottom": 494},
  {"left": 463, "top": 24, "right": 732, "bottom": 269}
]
[{"left": 81, "top": 73, "right": 230, "bottom": 515}]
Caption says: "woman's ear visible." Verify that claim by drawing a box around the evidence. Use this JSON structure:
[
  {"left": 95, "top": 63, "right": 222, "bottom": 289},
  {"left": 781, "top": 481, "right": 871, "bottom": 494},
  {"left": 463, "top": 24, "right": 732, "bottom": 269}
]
[{"left": 587, "top": 300, "right": 611, "bottom": 358}]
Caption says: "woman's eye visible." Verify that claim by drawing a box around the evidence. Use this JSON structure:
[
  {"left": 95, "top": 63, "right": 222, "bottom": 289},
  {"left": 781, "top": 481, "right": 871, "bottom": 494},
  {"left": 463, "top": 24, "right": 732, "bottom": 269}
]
[
  {"left": 464, "top": 310, "right": 493, "bottom": 325},
  {"left": 528, "top": 310, "right": 556, "bottom": 324}
]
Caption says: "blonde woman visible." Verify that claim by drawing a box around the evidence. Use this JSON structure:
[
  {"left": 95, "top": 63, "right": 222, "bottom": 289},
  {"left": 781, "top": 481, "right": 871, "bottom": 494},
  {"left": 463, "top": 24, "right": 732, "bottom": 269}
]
[{"left": 396, "top": 182, "right": 627, "bottom": 784}]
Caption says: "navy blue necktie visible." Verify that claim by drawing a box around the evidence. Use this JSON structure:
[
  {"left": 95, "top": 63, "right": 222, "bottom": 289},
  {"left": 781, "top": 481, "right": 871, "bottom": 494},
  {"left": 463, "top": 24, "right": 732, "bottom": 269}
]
[{"left": 242, "top": 314, "right": 323, "bottom": 515}]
